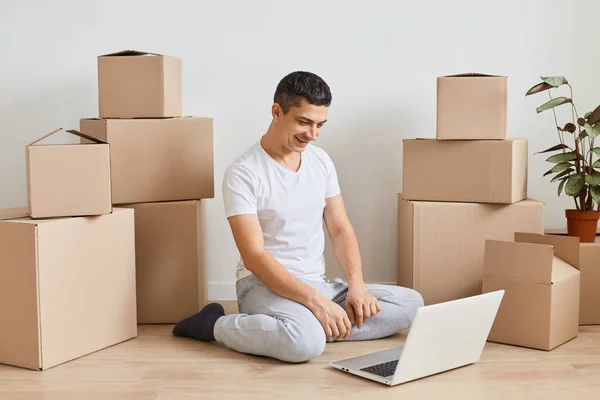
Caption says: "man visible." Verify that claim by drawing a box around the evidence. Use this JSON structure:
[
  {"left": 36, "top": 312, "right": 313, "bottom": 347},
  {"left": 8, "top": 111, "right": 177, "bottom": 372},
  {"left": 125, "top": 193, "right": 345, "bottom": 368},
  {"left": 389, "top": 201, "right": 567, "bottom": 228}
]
[{"left": 172, "top": 71, "right": 424, "bottom": 363}]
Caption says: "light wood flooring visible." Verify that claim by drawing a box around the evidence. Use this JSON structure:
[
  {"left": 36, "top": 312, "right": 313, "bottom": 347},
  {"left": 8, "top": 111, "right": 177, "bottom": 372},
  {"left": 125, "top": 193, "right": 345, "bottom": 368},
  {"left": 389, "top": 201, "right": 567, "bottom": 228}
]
[{"left": 1, "top": 301, "right": 599, "bottom": 399}]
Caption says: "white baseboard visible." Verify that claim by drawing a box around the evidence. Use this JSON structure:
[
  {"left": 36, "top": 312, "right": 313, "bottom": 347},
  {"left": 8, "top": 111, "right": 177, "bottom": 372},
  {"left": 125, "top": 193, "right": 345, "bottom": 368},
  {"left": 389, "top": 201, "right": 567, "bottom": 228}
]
[
  {"left": 208, "top": 282, "right": 237, "bottom": 301},
  {"left": 207, "top": 281, "right": 398, "bottom": 301}
]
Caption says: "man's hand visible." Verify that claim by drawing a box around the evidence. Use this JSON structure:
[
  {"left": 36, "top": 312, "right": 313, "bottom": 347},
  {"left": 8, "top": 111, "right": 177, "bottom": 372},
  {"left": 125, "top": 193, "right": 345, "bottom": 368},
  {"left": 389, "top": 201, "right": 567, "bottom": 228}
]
[
  {"left": 345, "top": 285, "right": 381, "bottom": 329},
  {"left": 309, "top": 293, "right": 352, "bottom": 340}
]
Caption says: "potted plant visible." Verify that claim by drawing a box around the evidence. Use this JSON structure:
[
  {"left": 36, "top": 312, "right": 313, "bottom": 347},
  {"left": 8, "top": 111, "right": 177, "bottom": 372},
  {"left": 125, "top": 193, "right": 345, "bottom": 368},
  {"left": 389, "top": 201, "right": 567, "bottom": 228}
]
[{"left": 526, "top": 76, "right": 600, "bottom": 242}]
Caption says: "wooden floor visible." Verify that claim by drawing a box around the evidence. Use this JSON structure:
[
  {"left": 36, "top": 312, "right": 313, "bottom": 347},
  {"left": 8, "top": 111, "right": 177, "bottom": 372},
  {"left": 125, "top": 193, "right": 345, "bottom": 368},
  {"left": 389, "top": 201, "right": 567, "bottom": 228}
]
[{"left": 1, "top": 302, "right": 600, "bottom": 399}]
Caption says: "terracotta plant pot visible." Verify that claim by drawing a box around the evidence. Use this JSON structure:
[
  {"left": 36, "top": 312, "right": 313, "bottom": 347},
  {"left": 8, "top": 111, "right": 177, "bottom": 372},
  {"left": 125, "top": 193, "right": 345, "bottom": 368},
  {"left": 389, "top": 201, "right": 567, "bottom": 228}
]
[{"left": 565, "top": 209, "right": 600, "bottom": 243}]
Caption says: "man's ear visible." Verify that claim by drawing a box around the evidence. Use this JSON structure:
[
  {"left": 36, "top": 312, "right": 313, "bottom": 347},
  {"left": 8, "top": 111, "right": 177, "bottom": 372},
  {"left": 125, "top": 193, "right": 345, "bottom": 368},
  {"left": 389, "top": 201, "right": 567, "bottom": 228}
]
[{"left": 272, "top": 103, "right": 283, "bottom": 122}]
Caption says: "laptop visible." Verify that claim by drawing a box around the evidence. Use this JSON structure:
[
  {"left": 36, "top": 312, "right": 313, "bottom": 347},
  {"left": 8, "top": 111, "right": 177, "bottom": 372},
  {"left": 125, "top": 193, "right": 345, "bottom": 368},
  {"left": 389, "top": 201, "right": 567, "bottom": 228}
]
[{"left": 330, "top": 290, "right": 504, "bottom": 386}]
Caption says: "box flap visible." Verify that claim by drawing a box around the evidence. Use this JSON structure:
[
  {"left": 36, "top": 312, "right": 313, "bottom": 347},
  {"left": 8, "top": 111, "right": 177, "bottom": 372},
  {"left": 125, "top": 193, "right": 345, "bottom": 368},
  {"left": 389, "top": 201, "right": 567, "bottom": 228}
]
[
  {"left": 28, "top": 128, "right": 107, "bottom": 146},
  {"left": 440, "top": 72, "right": 505, "bottom": 78},
  {"left": 514, "top": 232, "right": 580, "bottom": 269},
  {"left": 0, "top": 207, "right": 29, "bottom": 221},
  {"left": 551, "top": 257, "right": 580, "bottom": 282},
  {"left": 484, "top": 240, "right": 553, "bottom": 284},
  {"left": 99, "top": 50, "right": 163, "bottom": 57}
]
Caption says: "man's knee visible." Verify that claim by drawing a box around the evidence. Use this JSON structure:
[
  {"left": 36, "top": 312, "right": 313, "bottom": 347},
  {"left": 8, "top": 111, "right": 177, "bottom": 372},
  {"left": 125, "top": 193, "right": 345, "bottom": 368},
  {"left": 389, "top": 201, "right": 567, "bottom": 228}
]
[
  {"left": 280, "top": 317, "right": 326, "bottom": 363},
  {"left": 405, "top": 288, "right": 424, "bottom": 322}
]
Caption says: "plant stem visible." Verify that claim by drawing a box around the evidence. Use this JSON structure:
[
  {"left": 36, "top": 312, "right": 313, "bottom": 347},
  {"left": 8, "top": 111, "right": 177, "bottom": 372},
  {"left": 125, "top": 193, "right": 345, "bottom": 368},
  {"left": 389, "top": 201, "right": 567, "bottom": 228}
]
[
  {"left": 567, "top": 84, "right": 587, "bottom": 211},
  {"left": 549, "top": 92, "right": 566, "bottom": 149}
]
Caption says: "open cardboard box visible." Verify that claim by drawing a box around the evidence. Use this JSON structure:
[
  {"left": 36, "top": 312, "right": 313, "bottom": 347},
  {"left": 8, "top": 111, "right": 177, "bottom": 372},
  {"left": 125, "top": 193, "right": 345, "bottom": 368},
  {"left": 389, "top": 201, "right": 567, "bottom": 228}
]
[
  {"left": 26, "top": 128, "right": 112, "bottom": 219},
  {"left": 0, "top": 208, "right": 137, "bottom": 370},
  {"left": 483, "top": 232, "right": 580, "bottom": 350},
  {"left": 437, "top": 73, "right": 507, "bottom": 140},
  {"left": 544, "top": 228, "right": 600, "bottom": 325},
  {"left": 98, "top": 50, "right": 182, "bottom": 118}
]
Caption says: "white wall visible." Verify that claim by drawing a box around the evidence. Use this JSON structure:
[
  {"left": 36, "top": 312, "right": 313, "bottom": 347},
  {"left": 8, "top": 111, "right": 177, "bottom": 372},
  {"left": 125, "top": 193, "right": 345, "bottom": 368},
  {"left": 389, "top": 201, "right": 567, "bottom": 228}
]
[{"left": 1, "top": 0, "right": 599, "bottom": 300}]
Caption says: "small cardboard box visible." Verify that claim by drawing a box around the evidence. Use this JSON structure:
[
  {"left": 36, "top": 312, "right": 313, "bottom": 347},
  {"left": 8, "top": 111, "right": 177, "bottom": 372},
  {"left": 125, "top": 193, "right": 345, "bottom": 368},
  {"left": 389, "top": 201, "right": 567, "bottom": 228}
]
[
  {"left": 26, "top": 128, "right": 112, "bottom": 219},
  {"left": 402, "top": 138, "right": 527, "bottom": 204},
  {"left": 483, "top": 232, "right": 580, "bottom": 351},
  {"left": 0, "top": 208, "right": 137, "bottom": 370},
  {"left": 122, "top": 200, "right": 207, "bottom": 323},
  {"left": 80, "top": 117, "right": 214, "bottom": 204},
  {"left": 437, "top": 73, "right": 507, "bottom": 140},
  {"left": 98, "top": 50, "right": 182, "bottom": 118},
  {"left": 545, "top": 228, "right": 600, "bottom": 325},
  {"left": 398, "top": 195, "right": 544, "bottom": 305}
]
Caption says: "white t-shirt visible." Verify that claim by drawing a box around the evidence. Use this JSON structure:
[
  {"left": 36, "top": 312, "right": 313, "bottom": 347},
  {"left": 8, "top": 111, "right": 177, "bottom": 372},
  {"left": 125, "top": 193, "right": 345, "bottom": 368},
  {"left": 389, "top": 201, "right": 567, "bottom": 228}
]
[{"left": 222, "top": 140, "right": 341, "bottom": 281}]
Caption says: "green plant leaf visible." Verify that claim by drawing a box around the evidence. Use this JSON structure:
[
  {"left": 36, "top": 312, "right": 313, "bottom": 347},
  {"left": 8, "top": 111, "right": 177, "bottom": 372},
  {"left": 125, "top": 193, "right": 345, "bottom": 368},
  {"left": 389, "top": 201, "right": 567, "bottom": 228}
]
[
  {"left": 588, "top": 105, "right": 600, "bottom": 125},
  {"left": 536, "top": 97, "right": 572, "bottom": 113},
  {"left": 592, "top": 147, "right": 600, "bottom": 157},
  {"left": 585, "top": 172, "right": 600, "bottom": 186},
  {"left": 593, "top": 160, "right": 600, "bottom": 168},
  {"left": 585, "top": 123, "right": 600, "bottom": 138},
  {"left": 551, "top": 168, "right": 574, "bottom": 182},
  {"left": 525, "top": 82, "right": 554, "bottom": 96},
  {"left": 541, "top": 76, "right": 568, "bottom": 87},
  {"left": 544, "top": 162, "right": 573, "bottom": 176},
  {"left": 580, "top": 130, "right": 589, "bottom": 140},
  {"left": 591, "top": 186, "right": 600, "bottom": 204},
  {"left": 585, "top": 111, "right": 592, "bottom": 119},
  {"left": 566, "top": 174, "right": 584, "bottom": 196},
  {"left": 558, "top": 179, "right": 566, "bottom": 196},
  {"left": 546, "top": 151, "right": 577, "bottom": 163},
  {"left": 535, "top": 143, "right": 570, "bottom": 154}
]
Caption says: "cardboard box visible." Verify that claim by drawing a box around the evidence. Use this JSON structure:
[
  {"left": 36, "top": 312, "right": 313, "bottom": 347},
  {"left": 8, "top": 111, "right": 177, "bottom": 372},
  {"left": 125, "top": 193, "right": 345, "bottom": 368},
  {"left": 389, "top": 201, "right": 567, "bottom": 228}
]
[
  {"left": 397, "top": 195, "right": 544, "bottom": 305},
  {"left": 80, "top": 117, "right": 214, "bottom": 204},
  {"left": 121, "top": 200, "right": 207, "bottom": 323},
  {"left": 437, "top": 73, "right": 507, "bottom": 140},
  {"left": 98, "top": 50, "right": 181, "bottom": 118},
  {"left": 545, "top": 228, "right": 600, "bottom": 325},
  {"left": 0, "top": 208, "right": 137, "bottom": 370},
  {"left": 26, "top": 128, "right": 112, "bottom": 219},
  {"left": 402, "top": 138, "right": 527, "bottom": 204},
  {"left": 483, "top": 232, "right": 580, "bottom": 350}
]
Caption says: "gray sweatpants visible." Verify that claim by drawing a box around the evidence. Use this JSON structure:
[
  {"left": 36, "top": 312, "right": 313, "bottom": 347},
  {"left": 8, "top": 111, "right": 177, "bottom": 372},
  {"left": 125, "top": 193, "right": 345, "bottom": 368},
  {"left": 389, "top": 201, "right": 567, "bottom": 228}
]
[{"left": 213, "top": 274, "right": 424, "bottom": 363}]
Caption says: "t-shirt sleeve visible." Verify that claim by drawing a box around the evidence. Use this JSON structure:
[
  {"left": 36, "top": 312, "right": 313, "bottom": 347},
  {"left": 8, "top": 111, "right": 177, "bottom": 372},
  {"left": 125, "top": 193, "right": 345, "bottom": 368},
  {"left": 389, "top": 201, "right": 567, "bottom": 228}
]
[
  {"left": 323, "top": 151, "right": 341, "bottom": 199},
  {"left": 222, "top": 165, "right": 258, "bottom": 217}
]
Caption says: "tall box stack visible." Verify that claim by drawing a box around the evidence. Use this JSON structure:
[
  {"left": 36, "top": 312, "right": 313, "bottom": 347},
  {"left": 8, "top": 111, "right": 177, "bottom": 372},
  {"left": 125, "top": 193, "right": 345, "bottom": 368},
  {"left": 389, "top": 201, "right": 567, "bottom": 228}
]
[
  {"left": 80, "top": 50, "right": 213, "bottom": 324},
  {"left": 399, "top": 73, "right": 545, "bottom": 307}
]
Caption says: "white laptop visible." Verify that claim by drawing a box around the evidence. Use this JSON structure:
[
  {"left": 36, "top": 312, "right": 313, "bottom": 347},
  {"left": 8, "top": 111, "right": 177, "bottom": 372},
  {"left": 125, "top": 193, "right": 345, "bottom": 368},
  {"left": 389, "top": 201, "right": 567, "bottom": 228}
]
[{"left": 330, "top": 290, "right": 504, "bottom": 386}]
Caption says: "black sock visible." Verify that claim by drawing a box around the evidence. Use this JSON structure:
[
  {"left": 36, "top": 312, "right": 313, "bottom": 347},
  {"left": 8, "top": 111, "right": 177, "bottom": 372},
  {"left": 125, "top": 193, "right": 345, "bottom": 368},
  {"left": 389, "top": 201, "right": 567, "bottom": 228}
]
[{"left": 172, "top": 303, "right": 225, "bottom": 342}]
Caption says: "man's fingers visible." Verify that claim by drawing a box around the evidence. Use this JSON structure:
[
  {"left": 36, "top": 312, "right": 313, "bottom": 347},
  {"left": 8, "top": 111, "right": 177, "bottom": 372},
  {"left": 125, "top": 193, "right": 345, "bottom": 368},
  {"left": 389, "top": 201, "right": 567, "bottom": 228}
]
[
  {"left": 370, "top": 301, "right": 378, "bottom": 316},
  {"left": 346, "top": 305, "right": 356, "bottom": 325},
  {"left": 331, "top": 324, "right": 340, "bottom": 339},
  {"left": 325, "top": 325, "right": 333, "bottom": 339},
  {"left": 355, "top": 304, "right": 364, "bottom": 328},
  {"left": 363, "top": 303, "right": 371, "bottom": 321},
  {"left": 343, "top": 316, "right": 352, "bottom": 339},
  {"left": 337, "top": 320, "right": 347, "bottom": 339},
  {"left": 376, "top": 299, "right": 382, "bottom": 312}
]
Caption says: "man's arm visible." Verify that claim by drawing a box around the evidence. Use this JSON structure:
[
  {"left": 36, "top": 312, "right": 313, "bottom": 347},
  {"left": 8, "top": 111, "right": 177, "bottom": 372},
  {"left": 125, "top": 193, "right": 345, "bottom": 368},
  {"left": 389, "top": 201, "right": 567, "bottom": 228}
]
[
  {"left": 323, "top": 193, "right": 381, "bottom": 327},
  {"left": 227, "top": 213, "right": 351, "bottom": 339}
]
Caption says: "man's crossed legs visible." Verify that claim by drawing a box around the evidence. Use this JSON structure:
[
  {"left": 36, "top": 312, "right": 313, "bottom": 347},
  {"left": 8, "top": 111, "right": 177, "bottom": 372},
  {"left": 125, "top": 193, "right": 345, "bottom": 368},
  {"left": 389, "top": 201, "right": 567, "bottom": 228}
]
[{"left": 174, "top": 274, "right": 424, "bottom": 363}]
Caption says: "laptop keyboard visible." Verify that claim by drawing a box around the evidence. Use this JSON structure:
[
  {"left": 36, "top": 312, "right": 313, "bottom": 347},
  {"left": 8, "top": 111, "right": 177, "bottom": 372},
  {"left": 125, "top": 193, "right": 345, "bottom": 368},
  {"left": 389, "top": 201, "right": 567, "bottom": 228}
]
[{"left": 360, "top": 359, "right": 399, "bottom": 377}]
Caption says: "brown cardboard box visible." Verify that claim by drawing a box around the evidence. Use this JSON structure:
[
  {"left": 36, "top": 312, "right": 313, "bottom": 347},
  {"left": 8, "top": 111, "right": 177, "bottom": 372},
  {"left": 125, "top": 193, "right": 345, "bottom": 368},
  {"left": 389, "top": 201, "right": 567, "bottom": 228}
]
[
  {"left": 80, "top": 117, "right": 214, "bottom": 204},
  {"left": 437, "top": 73, "right": 507, "bottom": 140},
  {"left": 0, "top": 208, "right": 137, "bottom": 370},
  {"left": 545, "top": 228, "right": 600, "bottom": 325},
  {"left": 398, "top": 195, "right": 544, "bottom": 306},
  {"left": 402, "top": 138, "right": 527, "bottom": 204},
  {"left": 26, "top": 128, "right": 112, "bottom": 219},
  {"left": 98, "top": 50, "right": 181, "bottom": 118},
  {"left": 122, "top": 200, "right": 207, "bottom": 323},
  {"left": 482, "top": 232, "right": 580, "bottom": 350}
]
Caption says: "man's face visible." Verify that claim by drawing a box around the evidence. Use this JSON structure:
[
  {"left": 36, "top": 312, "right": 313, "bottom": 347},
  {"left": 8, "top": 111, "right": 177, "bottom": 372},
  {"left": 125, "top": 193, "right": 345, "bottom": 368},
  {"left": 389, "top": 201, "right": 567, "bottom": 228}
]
[{"left": 272, "top": 97, "right": 329, "bottom": 153}]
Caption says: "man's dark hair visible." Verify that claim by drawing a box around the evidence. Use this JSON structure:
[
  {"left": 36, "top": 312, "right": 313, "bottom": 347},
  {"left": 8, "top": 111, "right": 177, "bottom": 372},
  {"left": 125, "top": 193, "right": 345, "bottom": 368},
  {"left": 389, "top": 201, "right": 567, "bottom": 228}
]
[{"left": 273, "top": 71, "right": 332, "bottom": 113}]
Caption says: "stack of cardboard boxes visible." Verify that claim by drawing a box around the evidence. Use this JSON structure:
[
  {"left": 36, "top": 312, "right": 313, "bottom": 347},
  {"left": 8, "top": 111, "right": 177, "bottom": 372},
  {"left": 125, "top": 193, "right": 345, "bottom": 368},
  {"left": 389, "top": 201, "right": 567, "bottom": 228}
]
[
  {"left": 81, "top": 50, "right": 213, "bottom": 324},
  {"left": 0, "top": 50, "right": 213, "bottom": 371},
  {"left": 398, "top": 73, "right": 583, "bottom": 351}
]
